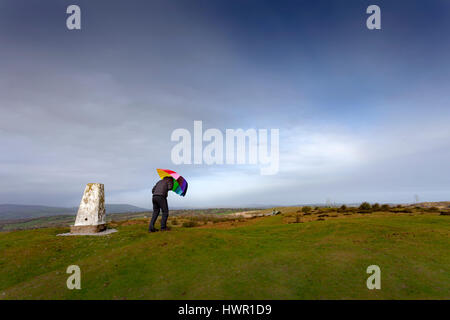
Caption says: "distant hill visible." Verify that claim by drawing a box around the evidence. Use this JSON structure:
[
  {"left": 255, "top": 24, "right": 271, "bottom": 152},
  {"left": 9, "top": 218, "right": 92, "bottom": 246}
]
[
  {"left": 105, "top": 204, "right": 149, "bottom": 214},
  {"left": 0, "top": 204, "right": 149, "bottom": 220},
  {"left": 414, "top": 201, "right": 450, "bottom": 209},
  {"left": 0, "top": 204, "right": 74, "bottom": 220}
]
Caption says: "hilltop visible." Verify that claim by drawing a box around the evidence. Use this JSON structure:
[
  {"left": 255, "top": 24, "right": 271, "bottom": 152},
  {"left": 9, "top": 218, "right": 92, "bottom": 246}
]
[{"left": 0, "top": 205, "right": 449, "bottom": 300}]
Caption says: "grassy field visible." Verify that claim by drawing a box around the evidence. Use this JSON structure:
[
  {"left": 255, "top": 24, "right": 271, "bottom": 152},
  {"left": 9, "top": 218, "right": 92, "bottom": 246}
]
[{"left": 0, "top": 209, "right": 448, "bottom": 299}]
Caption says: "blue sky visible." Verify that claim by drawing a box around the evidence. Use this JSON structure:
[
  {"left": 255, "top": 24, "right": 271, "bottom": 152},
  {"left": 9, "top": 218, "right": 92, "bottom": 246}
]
[{"left": 0, "top": 0, "right": 449, "bottom": 208}]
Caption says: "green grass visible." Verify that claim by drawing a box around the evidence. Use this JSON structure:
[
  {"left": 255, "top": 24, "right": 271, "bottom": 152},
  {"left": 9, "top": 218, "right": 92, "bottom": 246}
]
[{"left": 0, "top": 214, "right": 448, "bottom": 299}]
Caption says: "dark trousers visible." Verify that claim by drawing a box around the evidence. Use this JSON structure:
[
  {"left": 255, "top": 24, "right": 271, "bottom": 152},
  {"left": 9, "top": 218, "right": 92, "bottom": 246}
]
[{"left": 149, "top": 195, "right": 169, "bottom": 230}]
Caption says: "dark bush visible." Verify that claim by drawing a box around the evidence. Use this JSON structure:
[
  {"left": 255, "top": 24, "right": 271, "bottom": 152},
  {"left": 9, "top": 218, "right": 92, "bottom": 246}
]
[
  {"left": 302, "top": 206, "right": 312, "bottom": 214},
  {"left": 182, "top": 221, "right": 199, "bottom": 228},
  {"left": 359, "top": 202, "right": 372, "bottom": 210},
  {"left": 381, "top": 204, "right": 390, "bottom": 211},
  {"left": 391, "top": 208, "right": 412, "bottom": 213},
  {"left": 372, "top": 203, "right": 381, "bottom": 211}
]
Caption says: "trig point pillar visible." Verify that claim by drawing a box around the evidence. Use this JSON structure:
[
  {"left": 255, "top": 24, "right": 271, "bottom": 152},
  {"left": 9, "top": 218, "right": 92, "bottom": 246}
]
[{"left": 71, "top": 183, "right": 107, "bottom": 234}]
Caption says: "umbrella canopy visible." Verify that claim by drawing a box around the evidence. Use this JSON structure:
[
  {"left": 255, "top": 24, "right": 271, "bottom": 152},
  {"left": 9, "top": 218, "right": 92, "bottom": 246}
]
[{"left": 156, "top": 168, "right": 188, "bottom": 197}]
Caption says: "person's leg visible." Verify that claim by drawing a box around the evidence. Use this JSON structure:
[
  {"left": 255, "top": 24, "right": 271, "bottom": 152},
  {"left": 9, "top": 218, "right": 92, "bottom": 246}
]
[
  {"left": 149, "top": 196, "right": 161, "bottom": 231},
  {"left": 160, "top": 197, "right": 169, "bottom": 230}
]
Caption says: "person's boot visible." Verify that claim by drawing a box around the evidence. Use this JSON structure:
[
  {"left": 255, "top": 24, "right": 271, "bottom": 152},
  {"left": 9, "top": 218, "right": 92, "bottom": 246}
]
[
  {"left": 149, "top": 227, "right": 159, "bottom": 233},
  {"left": 161, "top": 226, "right": 171, "bottom": 231},
  {"left": 161, "top": 213, "right": 169, "bottom": 231}
]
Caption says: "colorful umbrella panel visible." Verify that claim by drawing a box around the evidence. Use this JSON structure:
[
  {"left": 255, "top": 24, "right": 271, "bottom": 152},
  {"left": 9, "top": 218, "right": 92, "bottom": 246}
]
[{"left": 156, "top": 168, "right": 188, "bottom": 197}]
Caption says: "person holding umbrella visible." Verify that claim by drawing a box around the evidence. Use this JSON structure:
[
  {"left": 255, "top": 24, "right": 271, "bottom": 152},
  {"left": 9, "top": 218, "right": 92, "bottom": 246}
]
[{"left": 149, "top": 169, "right": 188, "bottom": 232}]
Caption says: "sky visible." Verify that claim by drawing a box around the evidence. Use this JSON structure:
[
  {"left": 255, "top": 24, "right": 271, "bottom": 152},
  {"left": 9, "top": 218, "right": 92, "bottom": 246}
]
[{"left": 0, "top": 0, "right": 449, "bottom": 208}]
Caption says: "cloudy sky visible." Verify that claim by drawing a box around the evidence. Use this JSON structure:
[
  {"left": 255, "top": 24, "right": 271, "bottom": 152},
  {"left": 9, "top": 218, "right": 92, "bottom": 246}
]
[{"left": 1, "top": 0, "right": 449, "bottom": 208}]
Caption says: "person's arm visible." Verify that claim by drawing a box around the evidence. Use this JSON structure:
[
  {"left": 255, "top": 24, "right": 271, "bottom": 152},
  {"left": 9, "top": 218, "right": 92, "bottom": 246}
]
[
  {"left": 152, "top": 185, "right": 156, "bottom": 194},
  {"left": 167, "top": 178, "right": 174, "bottom": 191}
]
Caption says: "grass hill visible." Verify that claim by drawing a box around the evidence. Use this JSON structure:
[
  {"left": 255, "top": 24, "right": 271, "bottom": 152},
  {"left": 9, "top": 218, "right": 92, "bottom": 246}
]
[{"left": 0, "top": 207, "right": 449, "bottom": 300}]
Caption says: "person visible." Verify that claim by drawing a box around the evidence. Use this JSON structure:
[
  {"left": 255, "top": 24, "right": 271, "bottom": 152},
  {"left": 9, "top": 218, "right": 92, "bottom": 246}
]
[{"left": 149, "top": 176, "right": 174, "bottom": 232}]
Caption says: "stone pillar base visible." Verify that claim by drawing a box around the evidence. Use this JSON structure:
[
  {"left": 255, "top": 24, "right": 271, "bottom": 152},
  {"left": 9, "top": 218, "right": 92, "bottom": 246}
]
[{"left": 70, "top": 224, "right": 107, "bottom": 234}]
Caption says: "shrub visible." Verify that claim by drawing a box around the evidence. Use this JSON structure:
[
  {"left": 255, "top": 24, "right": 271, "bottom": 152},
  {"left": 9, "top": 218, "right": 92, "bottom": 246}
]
[
  {"left": 340, "top": 204, "right": 347, "bottom": 211},
  {"left": 302, "top": 206, "right": 312, "bottom": 214},
  {"left": 381, "top": 204, "right": 390, "bottom": 211},
  {"left": 182, "top": 221, "right": 199, "bottom": 228},
  {"left": 372, "top": 203, "right": 380, "bottom": 211},
  {"left": 359, "top": 202, "right": 372, "bottom": 210},
  {"left": 171, "top": 219, "right": 179, "bottom": 225}
]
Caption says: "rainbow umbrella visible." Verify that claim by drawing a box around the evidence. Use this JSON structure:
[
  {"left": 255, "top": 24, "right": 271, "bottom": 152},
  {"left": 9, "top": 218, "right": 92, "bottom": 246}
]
[{"left": 156, "top": 168, "right": 188, "bottom": 197}]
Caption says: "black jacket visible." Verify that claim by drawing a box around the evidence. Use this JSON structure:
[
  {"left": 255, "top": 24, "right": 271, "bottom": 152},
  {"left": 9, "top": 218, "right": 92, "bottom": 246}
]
[{"left": 152, "top": 177, "right": 174, "bottom": 198}]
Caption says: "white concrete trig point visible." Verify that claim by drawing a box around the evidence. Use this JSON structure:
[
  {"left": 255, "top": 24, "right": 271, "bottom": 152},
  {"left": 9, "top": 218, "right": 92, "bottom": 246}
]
[{"left": 70, "top": 183, "right": 107, "bottom": 234}]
